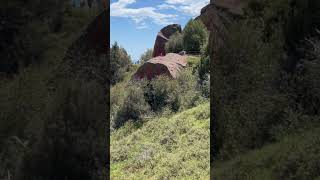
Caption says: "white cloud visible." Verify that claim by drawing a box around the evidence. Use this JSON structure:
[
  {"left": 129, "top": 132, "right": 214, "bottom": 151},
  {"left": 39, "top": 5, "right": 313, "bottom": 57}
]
[
  {"left": 157, "top": 4, "right": 178, "bottom": 10},
  {"left": 164, "top": 0, "right": 209, "bottom": 17},
  {"left": 111, "top": 0, "right": 177, "bottom": 28}
]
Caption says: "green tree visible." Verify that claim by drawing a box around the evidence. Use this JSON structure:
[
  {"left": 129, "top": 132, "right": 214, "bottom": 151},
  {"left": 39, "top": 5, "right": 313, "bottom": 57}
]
[
  {"left": 165, "top": 32, "right": 184, "bottom": 53},
  {"left": 110, "top": 42, "right": 132, "bottom": 85},
  {"left": 183, "top": 19, "right": 208, "bottom": 54},
  {"left": 139, "top": 48, "right": 153, "bottom": 64}
]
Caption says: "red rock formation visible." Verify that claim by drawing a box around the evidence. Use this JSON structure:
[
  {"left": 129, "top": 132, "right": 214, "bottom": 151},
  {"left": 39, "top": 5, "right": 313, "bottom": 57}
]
[
  {"left": 152, "top": 24, "right": 182, "bottom": 57},
  {"left": 199, "top": 0, "right": 244, "bottom": 63},
  {"left": 64, "top": 9, "right": 109, "bottom": 59},
  {"left": 133, "top": 53, "right": 187, "bottom": 80},
  {"left": 59, "top": 8, "right": 109, "bottom": 83},
  {"left": 214, "top": 0, "right": 244, "bottom": 15}
]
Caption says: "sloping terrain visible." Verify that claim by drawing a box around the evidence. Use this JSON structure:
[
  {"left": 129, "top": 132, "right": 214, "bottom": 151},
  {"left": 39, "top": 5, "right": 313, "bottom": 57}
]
[
  {"left": 214, "top": 128, "right": 320, "bottom": 180},
  {"left": 111, "top": 103, "right": 210, "bottom": 179}
]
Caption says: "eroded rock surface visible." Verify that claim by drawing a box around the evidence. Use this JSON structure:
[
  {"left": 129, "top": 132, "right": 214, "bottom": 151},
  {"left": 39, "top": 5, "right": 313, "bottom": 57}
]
[
  {"left": 199, "top": 0, "right": 244, "bottom": 63},
  {"left": 152, "top": 24, "right": 182, "bottom": 57},
  {"left": 133, "top": 53, "right": 187, "bottom": 80}
]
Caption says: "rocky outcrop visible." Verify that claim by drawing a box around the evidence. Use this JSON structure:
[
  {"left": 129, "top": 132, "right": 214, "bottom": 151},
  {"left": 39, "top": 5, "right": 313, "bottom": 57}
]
[
  {"left": 133, "top": 53, "right": 187, "bottom": 80},
  {"left": 57, "top": 9, "right": 109, "bottom": 84},
  {"left": 214, "top": 0, "right": 244, "bottom": 15},
  {"left": 199, "top": 0, "right": 244, "bottom": 63},
  {"left": 152, "top": 24, "right": 182, "bottom": 57},
  {"left": 198, "top": 0, "right": 245, "bottom": 159}
]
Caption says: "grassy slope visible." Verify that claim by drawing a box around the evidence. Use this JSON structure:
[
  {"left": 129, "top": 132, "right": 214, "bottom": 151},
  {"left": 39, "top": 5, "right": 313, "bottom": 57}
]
[
  {"left": 111, "top": 102, "right": 210, "bottom": 179},
  {"left": 214, "top": 128, "right": 320, "bottom": 180}
]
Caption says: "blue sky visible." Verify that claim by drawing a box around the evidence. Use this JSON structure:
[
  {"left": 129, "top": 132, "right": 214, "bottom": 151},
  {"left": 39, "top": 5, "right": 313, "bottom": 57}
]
[{"left": 110, "top": 0, "right": 209, "bottom": 62}]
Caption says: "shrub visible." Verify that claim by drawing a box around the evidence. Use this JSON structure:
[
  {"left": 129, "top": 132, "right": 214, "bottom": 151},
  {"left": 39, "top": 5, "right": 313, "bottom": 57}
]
[
  {"left": 144, "top": 76, "right": 180, "bottom": 112},
  {"left": 143, "top": 69, "right": 206, "bottom": 113},
  {"left": 197, "top": 46, "right": 210, "bottom": 82},
  {"left": 111, "top": 63, "right": 209, "bottom": 130},
  {"left": 212, "top": 19, "right": 285, "bottom": 159},
  {"left": 183, "top": 19, "right": 208, "bottom": 54},
  {"left": 114, "top": 84, "right": 150, "bottom": 128},
  {"left": 165, "top": 32, "right": 184, "bottom": 53},
  {"left": 18, "top": 79, "right": 107, "bottom": 180},
  {"left": 139, "top": 48, "right": 153, "bottom": 64},
  {"left": 0, "top": 0, "right": 66, "bottom": 74},
  {"left": 176, "top": 68, "right": 205, "bottom": 110}
]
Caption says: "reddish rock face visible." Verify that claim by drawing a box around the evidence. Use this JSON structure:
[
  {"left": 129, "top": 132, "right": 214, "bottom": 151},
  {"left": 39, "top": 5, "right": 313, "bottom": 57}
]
[
  {"left": 152, "top": 24, "right": 182, "bottom": 57},
  {"left": 214, "top": 0, "right": 244, "bottom": 15},
  {"left": 199, "top": 0, "right": 244, "bottom": 64},
  {"left": 85, "top": 9, "right": 109, "bottom": 55},
  {"left": 133, "top": 53, "right": 187, "bottom": 80}
]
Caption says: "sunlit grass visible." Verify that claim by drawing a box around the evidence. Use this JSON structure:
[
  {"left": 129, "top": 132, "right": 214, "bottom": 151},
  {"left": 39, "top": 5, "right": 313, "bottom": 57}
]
[{"left": 111, "top": 102, "right": 210, "bottom": 179}]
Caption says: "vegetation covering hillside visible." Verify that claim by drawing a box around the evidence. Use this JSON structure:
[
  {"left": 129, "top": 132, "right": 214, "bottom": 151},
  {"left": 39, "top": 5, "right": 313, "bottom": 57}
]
[
  {"left": 0, "top": 2, "right": 107, "bottom": 179},
  {"left": 208, "top": 0, "right": 320, "bottom": 179},
  {"left": 214, "top": 128, "right": 320, "bottom": 179},
  {"left": 110, "top": 44, "right": 210, "bottom": 178},
  {"left": 111, "top": 103, "right": 210, "bottom": 179}
]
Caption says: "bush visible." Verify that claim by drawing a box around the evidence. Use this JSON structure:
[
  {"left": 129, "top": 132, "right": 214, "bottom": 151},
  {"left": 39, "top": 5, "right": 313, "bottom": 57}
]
[
  {"left": 0, "top": 0, "right": 66, "bottom": 74},
  {"left": 165, "top": 32, "right": 184, "bottom": 54},
  {"left": 114, "top": 84, "right": 150, "bottom": 128},
  {"left": 212, "top": 19, "right": 286, "bottom": 159},
  {"left": 0, "top": 6, "right": 108, "bottom": 179},
  {"left": 18, "top": 79, "right": 107, "bottom": 180},
  {"left": 143, "top": 69, "right": 206, "bottom": 113},
  {"left": 111, "top": 62, "right": 209, "bottom": 130},
  {"left": 139, "top": 48, "right": 153, "bottom": 64},
  {"left": 176, "top": 68, "right": 205, "bottom": 110},
  {"left": 197, "top": 45, "right": 210, "bottom": 82},
  {"left": 183, "top": 19, "right": 208, "bottom": 54},
  {"left": 144, "top": 76, "right": 180, "bottom": 112}
]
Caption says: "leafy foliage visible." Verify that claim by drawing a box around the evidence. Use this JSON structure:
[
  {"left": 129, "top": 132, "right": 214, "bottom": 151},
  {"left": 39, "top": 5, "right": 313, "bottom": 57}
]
[
  {"left": 211, "top": 0, "right": 320, "bottom": 171},
  {"left": 0, "top": 6, "right": 107, "bottom": 179},
  {"left": 183, "top": 19, "right": 208, "bottom": 54},
  {"left": 111, "top": 55, "right": 208, "bottom": 130},
  {"left": 212, "top": 19, "right": 286, "bottom": 159},
  {"left": 19, "top": 79, "right": 107, "bottom": 180},
  {"left": 110, "top": 42, "right": 132, "bottom": 85},
  {"left": 165, "top": 32, "right": 184, "bottom": 54},
  {"left": 0, "top": 0, "right": 67, "bottom": 74},
  {"left": 114, "top": 84, "right": 150, "bottom": 128},
  {"left": 139, "top": 48, "right": 153, "bottom": 64}
]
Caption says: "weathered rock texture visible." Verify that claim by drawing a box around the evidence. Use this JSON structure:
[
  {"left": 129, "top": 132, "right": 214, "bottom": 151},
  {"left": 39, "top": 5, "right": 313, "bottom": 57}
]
[
  {"left": 57, "top": 8, "right": 109, "bottom": 84},
  {"left": 133, "top": 53, "right": 187, "bottom": 80},
  {"left": 199, "top": 0, "right": 244, "bottom": 63},
  {"left": 152, "top": 24, "right": 182, "bottom": 57},
  {"left": 198, "top": 0, "right": 245, "bottom": 159}
]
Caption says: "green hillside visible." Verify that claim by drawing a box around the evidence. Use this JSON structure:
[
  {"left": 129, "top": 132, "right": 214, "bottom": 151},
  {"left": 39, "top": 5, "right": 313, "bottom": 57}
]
[
  {"left": 111, "top": 102, "right": 210, "bottom": 179},
  {"left": 110, "top": 40, "right": 210, "bottom": 178},
  {"left": 214, "top": 128, "right": 320, "bottom": 180}
]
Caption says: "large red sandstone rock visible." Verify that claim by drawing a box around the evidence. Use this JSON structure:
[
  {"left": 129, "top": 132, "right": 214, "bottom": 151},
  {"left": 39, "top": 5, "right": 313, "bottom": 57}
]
[
  {"left": 152, "top": 24, "right": 182, "bottom": 57},
  {"left": 199, "top": 0, "right": 244, "bottom": 63},
  {"left": 214, "top": 0, "right": 244, "bottom": 16},
  {"left": 133, "top": 53, "right": 187, "bottom": 80},
  {"left": 59, "top": 8, "right": 109, "bottom": 83}
]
